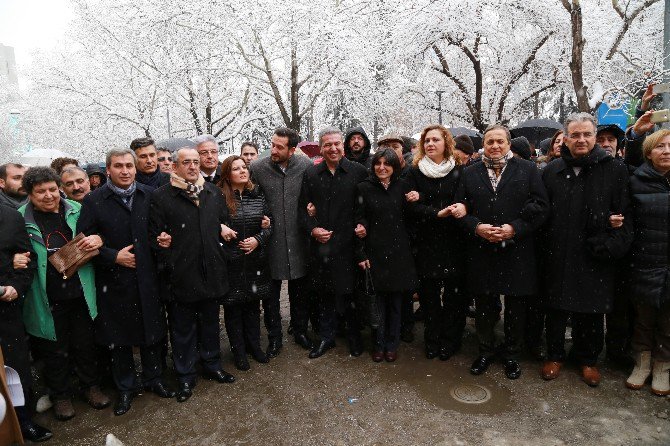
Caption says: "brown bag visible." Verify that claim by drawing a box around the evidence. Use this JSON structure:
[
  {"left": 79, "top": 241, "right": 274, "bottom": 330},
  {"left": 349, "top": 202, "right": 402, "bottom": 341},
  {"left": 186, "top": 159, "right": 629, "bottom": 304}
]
[{"left": 48, "top": 233, "right": 99, "bottom": 279}]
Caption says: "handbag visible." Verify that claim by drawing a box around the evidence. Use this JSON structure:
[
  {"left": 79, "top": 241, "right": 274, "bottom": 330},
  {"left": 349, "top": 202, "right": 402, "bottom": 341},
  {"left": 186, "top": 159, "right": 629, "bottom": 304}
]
[
  {"left": 47, "top": 233, "right": 99, "bottom": 279},
  {"left": 364, "top": 268, "right": 381, "bottom": 329}
]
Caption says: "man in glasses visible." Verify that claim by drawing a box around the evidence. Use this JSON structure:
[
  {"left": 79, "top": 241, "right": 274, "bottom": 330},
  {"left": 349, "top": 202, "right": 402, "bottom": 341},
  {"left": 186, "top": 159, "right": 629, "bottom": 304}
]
[
  {"left": 192, "top": 134, "right": 221, "bottom": 183},
  {"left": 156, "top": 148, "right": 173, "bottom": 173},
  {"left": 130, "top": 137, "right": 170, "bottom": 191}
]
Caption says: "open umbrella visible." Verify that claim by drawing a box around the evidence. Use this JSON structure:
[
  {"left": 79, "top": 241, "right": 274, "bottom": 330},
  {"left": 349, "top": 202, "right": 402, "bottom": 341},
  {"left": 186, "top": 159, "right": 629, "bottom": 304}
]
[
  {"left": 510, "top": 119, "right": 562, "bottom": 149},
  {"left": 155, "top": 138, "right": 195, "bottom": 151},
  {"left": 449, "top": 127, "right": 483, "bottom": 151},
  {"left": 19, "top": 148, "right": 73, "bottom": 167}
]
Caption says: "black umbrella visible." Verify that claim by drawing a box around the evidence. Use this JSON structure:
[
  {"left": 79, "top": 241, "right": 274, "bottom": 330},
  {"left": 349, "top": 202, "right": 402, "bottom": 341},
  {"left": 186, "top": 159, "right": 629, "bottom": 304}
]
[
  {"left": 449, "top": 127, "right": 483, "bottom": 151},
  {"left": 510, "top": 119, "right": 563, "bottom": 148},
  {"left": 155, "top": 137, "right": 196, "bottom": 152}
]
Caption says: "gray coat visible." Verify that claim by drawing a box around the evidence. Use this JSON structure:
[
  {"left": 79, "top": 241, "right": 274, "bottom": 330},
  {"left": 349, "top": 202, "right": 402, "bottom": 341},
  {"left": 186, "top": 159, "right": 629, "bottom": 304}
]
[{"left": 250, "top": 154, "right": 312, "bottom": 280}]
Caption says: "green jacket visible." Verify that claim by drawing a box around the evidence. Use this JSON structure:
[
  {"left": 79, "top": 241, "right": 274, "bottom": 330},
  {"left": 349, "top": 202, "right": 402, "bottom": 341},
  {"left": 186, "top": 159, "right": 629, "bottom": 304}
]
[{"left": 18, "top": 199, "right": 97, "bottom": 341}]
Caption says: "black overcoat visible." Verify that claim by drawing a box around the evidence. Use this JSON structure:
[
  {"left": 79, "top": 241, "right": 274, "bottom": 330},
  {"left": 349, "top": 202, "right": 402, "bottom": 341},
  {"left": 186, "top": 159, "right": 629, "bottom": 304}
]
[
  {"left": 300, "top": 157, "right": 368, "bottom": 295},
  {"left": 354, "top": 178, "right": 418, "bottom": 293},
  {"left": 404, "top": 165, "right": 465, "bottom": 280},
  {"left": 541, "top": 147, "right": 633, "bottom": 313},
  {"left": 148, "top": 182, "right": 230, "bottom": 302},
  {"left": 455, "top": 156, "right": 549, "bottom": 296},
  {"left": 78, "top": 183, "right": 166, "bottom": 346}
]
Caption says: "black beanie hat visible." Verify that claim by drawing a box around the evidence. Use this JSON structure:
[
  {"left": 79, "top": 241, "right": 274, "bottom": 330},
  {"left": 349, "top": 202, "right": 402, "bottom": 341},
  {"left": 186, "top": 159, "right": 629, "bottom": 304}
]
[
  {"left": 454, "top": 135, "right": 475, "bottom": 155},
  {"left": 510, "top": 136, "right": 532, "bottom": 160}
]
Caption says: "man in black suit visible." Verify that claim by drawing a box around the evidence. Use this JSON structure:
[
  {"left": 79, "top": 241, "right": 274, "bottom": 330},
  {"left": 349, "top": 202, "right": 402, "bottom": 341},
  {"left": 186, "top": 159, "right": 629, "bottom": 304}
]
[
  {"left": 456, "top": 124, "right": 549, "bottom": 379},
  {"left": 130, "top": 137, "right": 171, "bottom": 190},
  {"left": 149, "top": 147, "right": 234, "bottom": 402},
  {"left": 78, "top": 148, "right": 174, "bottom": 416},
  {"left": 192, "top": 135, "right": 222, "bottom": 183},
  {"left": 300, "top": 127, "right": 368, "bottom": 359}
]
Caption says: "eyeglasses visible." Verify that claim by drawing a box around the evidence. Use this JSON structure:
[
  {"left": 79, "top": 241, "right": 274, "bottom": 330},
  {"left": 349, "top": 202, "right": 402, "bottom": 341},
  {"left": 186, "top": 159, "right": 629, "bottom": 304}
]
[
  {"left": 180, "top": 160, "right": 200, "bottom": 166},
  {"left": 158, "top": 156, "right": 172, "bottom": 162},
  {"left": 198, "top": 150, "right": 218, "bottom": 156},
  {"left": 567, "top": 132, "right": 594, "bottom": 140}
]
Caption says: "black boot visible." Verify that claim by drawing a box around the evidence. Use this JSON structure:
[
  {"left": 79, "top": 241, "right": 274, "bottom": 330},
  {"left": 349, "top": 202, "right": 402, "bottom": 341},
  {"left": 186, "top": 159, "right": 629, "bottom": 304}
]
[
  {"left": 113, "top": 391, "right": 135, "bottom": 416},
  {"left": 309, "top": 340, "right": 335, "bottom": 359}
]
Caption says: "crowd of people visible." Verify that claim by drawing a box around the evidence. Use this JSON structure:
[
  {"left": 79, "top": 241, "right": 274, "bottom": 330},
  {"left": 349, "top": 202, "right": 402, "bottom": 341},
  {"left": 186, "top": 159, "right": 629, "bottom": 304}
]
[{"left": 0, "top": 83, "right": 667, "bottom": 443}]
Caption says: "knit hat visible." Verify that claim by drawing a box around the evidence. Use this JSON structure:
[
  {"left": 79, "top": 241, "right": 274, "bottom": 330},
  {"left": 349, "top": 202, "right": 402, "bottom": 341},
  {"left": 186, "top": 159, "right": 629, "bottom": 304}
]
[
  {"left": 510, "top": 136, "right": 532, "bottom": 160},
  {"left": 454, "top": 135, "right": 474, "bottom": 155}
]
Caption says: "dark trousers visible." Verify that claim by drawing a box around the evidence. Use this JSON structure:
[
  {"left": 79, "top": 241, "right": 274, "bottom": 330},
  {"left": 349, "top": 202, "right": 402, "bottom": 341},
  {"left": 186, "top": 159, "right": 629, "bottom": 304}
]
[
  {"left": 525, "top": 300, "right": 545, "bottom": 350},
  {"left": 263, "top": 282, "right": 284, "bottom": 344},
  {"left": 168, "top": 299, "right": 221, "bottom": 385},
  {"left": 605, "top": 288, "right": 634, "bottom": 357},
  {"left": 374, "top": 292, "right": 402, "bottom": 352},
  {"left": 110, "top": 344, "right": 163, "bottom": 392},
  {"left": 224, "top": 300, "right": 261, "bottom": 358},
  {"left": 319, "top": 292, "right": 360, "bottom": 344},
  {"left": 632, "top": 301, "right": 670, "bottom": 361},
  {"left": 271, "top": 276, "right": 310, "bottom": 338},
  {"left": 546, "top": 308, "right": 604, "bottom": 366},
  {"left": 30, "top": 298, "right": 99, "bottom": 401},
  {"left": 0, "top": 304, "right": 34, "bottom": 417},
  {"left": 400, "top": 292, "right": 414, "bottom": 331},
  {"left": 419, "top": 277, "right": 468, "bottom": 352},
  {"left": 475, "top": 295, "right": 527, "bottom": 361}
]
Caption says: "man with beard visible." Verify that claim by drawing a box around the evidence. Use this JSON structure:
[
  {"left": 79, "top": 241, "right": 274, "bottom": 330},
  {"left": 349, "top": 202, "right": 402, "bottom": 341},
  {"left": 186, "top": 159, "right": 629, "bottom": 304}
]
[
  {"left": 60, "top": 167, "right": 91, "bottom": 202},
  {"left": 130, "top": 137, "right": 170, "bottom": 190},
  {"left": 344, "top": 127, "right": 372, "bottom": 169},
  {"left": 0, "top": 163, "right": 28, "bottom": 209}
]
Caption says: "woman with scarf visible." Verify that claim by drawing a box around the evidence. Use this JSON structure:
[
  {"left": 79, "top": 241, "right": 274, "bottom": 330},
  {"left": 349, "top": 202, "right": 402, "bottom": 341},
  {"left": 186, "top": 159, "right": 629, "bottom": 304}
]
[
  {"left": 404, "top": 125, "right": 468, "bottom": 362},
  {"left": 217, "top": 156, "right": 273, "bottom": 371},
  {"left": 455, "top": 124, "right": 549, "bottom": 380}
]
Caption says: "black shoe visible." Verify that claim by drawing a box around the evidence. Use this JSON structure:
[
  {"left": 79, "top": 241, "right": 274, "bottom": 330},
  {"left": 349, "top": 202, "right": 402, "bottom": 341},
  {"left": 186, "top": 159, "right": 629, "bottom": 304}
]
[
  {"left": 400, "top": 327, "right": 414, "bottom": 343},
  {"left": 21, "top": 420, "right": 53, "bottom": 443},
  {"left": 234, "top": 356, "right": 250, "bottom": 371},
  {"left": 176, "top": 382, "right": 193, "bottom": 403},
  {"left": 309, "top": 340, "right": 336, "bottom": 359},
  {"left": 439, "top": 347, "right": 455, "bottom": 361},
  {"left": 294, "top": 333, "right": 313, "bottom": 350},
  {"left": 504, "top": 360, "right": 522, "bottom": 379},
  {"left": 349, "top": 338, "right": 363, "bottom": 357},
  {"left": 251, "top": 349, "right": 269, "bottom": 364},
  {"left": 203, "top": 369, "right": 236, "bottom": 384},
  {"left": 113, "top": 391, "right": 135, "bottom": 416},
  {"left": 425, "top": 348, "right": 439, "bottom": 360},
  {"left": 144, "top": 381, "right": 176, "bottom": 398},
  {"left": 470, "top": 356, "right": 494, "bottom": 375},
  {"left": 266, "top": 340, "right": 283, "bottom": 358}
]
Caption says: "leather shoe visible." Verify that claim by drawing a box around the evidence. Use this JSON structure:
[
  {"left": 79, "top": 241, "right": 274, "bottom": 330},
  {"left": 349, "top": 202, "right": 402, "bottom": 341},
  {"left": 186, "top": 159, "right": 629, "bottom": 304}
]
[
  {"left": 176, "top": 382, "right": 193, "bottom": 403},
  {"left": 385, "top": 351, "right": 397, "bottom": 362},
  {"left": 541, "top": 361, "right": 563, "bottom": 380},
  {"left": 504, "top": 360, "right": 522, "bottom": 379},
  {"left": 372, "top": 351, "right": 384, "bottom": 362},
  {"left": 203, "top": 369, "right": 236, "bottom": 384},
  {"left": 439, "top": 347, "right": 455, "bottom": 361},
  {"left": 144, "top": 382, "right": 175, "bottom": 398},
  {"left": 294, "top": 333, "right": 313, "bottom": 350},
  {"left": 470, "top": 356, "right": 494, "bottom": 375},
  {"left": 425, "top": 348, "right": 439, "bottom": 360},
  {"left": 349, "top": 338, "right": 363, "bottom": 357},
  {"left": 250, "top": 347, "right": 270, "bottom": 364},
  {"left": 21, "top": 420, "right": 53, "bottom": 442},
  {"left": 581, "top": 365, "right": 601, "bottom": 387},
  {"left": 266, "top": 340, "right": 283, "bottom": 358},
  {"left": 113, "top": 391, "right": 135, "bottom": 416},
  {"left": 309, "top": 340, "right": 335, "bottom": 359},
  {"left": 234, "top": 356, "right": 250, "bottom": 371}
]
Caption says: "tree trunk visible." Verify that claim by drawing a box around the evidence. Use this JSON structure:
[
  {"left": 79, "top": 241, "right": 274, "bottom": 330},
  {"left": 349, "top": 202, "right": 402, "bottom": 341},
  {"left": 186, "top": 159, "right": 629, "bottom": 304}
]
[{"left": 563, "top": 0, "right": 591, "bottom": 112}]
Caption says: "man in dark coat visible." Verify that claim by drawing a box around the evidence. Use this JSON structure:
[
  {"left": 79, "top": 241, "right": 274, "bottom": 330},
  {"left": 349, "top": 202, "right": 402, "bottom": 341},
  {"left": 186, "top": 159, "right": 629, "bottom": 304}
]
[
  {"left": 300, "top": 126, "right": 368, "bottom": 358},
  {"left": 456, "top": 124, "right": 549, "bottom": 380},
  {"left": 250, "top": 127, "right": 314, "bottom": 354},
  {"left": 0, "top": 163, "right": 28, "bottom": 209},
  {"left": 0, "top": 204, "right": 52, "bottom": 442},
  {"left": 148, "top": 147, "right": 234, "bottom": 402},
  {"left": 344, "top": 126, "right": 372, "bottom": 169},
  {"left": 541, "top": 112, "right": 633, "bottom": 387},
  {"left": 78, "top": 148, "right": 173, "bottom": 416},
  {"left": 193, "top": 134, "right": 222, "bottom": 183},
  {"left": 130, "top": 137, "right": 170, "bottom": 190}
]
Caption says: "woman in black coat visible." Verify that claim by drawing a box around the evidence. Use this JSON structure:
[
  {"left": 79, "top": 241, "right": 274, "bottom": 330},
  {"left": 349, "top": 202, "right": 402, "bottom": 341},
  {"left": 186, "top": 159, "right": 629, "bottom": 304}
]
[
  {"left": 355, "top": 149, "right": 418, "bottom": 362},
  {"left": 404, "top": 124, "right": 467, "bottom": 361},
  {"left": 625, "top": 129, "right": 670, "bottom": 395},
  {"left": 218, "top": 156, "right": 273, "bottom": 371}
]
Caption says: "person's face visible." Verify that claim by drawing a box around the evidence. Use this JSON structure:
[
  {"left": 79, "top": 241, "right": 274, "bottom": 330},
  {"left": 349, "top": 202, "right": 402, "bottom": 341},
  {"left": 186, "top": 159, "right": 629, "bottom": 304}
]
[
  {"left": 197, "top": 141, "right": 219, "bottom": 172},
  {"left": 89, "top": 175, "right": 101, "bottom": 188},
  {"left": 240, "top": 145, "right": 258, "bottom": 167},
  {"left": 564, "top": 121, "right": 596, "bottom": 158},
  {"left": 454, "top": 149, "right": 470, "bottom": 165},
  {"left": 270, "top": 135, "right": 294, "bottom": 165},
  {"left": 349, "top": 133, "right": 365, "bottom": 154},
  {"left": 157, "top": 151, "right": 173, "bottom": 173},
  {"left": 135, "top": 145, "right": 158, "bottom": 175},
  {"left": 374, "top": 156, "right": 394, "bottom": 182},
  {"left": 29, "top": 181, "right": 60, "bottom": 213},
  {"left": 647, "top": 135, "right": 670, "bottom": 174},
  {"left": 385, "top": 141, "right": 405, "bottom": 168},
  {"left": 551, "top": 133, "right": 564, "bottom": 157},
  {"left": 60, "top": 170, "right": 90, "bottom": 202},
  {"left": 107, "top": 154, "right": 136, "bottom": 189},
  {"left": 596, "top": 131, "right": 618, "bottom": 156},
  {"left": 483, "top": 129, "right": 511, "bottom": 159},
  {"left": 229, "top": 159, "right": 249, "bottom": 186},
  {"left": 174, "top": 149, "right": 201, "bottom": 182},
  {"left": 423, "top": 130, "right": 446, "bottom": 162},
  {"left": 0, "top": 164, "right": 27, "bottom": 198},
  {"left": 320, "top": 133, "right": 344, "bottom": 165}
]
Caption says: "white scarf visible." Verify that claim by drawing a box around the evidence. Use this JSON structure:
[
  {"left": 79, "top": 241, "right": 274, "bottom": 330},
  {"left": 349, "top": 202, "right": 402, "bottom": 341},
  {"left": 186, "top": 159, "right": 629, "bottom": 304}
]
[{"left": 418, "top": 155, "right": 456, "bottom": 179}]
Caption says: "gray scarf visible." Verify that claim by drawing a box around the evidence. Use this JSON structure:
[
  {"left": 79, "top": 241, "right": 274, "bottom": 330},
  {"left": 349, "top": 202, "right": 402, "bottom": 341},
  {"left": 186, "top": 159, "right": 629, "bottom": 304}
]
[{"left": 106, "top": 181, "right": 136, "bottom": 209}]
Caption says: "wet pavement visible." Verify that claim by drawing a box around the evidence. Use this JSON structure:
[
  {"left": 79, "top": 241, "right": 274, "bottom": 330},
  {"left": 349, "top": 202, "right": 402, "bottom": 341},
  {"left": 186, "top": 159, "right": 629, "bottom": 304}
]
[{"left": 32, "top": 290, "right": 670, "bottom": 445}]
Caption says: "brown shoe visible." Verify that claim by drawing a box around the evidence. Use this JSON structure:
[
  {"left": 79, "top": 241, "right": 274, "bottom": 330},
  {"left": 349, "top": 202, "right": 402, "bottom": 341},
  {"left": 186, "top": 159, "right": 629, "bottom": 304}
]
[
  {"left": 84, "top": 385, "right": 111, "bottom": 410},
  {"left": 541, "top": 361, "right": 562, "bottom": 380},
  {"left": 385, "top": 351, "right": 397, "bottom": 362},
  {"left": 53, "top": 399, "right": 75, "bottom": 421},
  {"left": 371, "top": 351, "right": 384, "bottom": 363},
  {"left": 581, "top": 366, "right": 601, "bottom": 387}
]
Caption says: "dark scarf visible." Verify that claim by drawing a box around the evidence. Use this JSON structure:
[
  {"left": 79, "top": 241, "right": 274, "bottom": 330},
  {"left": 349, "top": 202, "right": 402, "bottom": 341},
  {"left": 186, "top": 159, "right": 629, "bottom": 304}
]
[
  {"left": 106, "top": 181, "right": 136, "bottom": 209},
  {"left": 136, "top": 169, "right": 164, "bottom": 189},
  {"left": 560, "top": 145, "right": 611, "bottom": 168}
]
